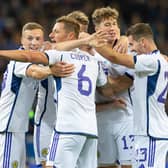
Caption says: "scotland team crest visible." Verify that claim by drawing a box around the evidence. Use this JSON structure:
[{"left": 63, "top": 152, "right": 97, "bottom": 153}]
[
  {"left": 42, "top": 148, "right": 48, "bottom": 157},
  {"left": 12, "top": 160, "right": 18, "bottom": 168}
]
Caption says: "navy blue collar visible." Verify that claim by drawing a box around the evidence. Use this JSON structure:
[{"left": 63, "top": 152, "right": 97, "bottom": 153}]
[
  {"left": 19, "top": 46, "right": 25, "bottom": 50},
  {"left": 151, "top": 49, "right": 159, "bottom": 54}
]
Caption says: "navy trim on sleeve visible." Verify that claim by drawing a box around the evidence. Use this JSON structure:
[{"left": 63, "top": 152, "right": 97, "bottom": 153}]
[
  {"left": 44, "top": 52, "right": 49, "bottom": 64},
  {"left": 25, "top": 63, "right": 34, "bottom": 71},
  {"left": 125, "top": 72, "right": 134, "bottom": 80},
  {"left": 133, "top": 55, "right": 137, "bottom": 64}
]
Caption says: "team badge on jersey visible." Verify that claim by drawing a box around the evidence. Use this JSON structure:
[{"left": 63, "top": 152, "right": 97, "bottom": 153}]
[
  {"left": 42, "top": 148, "right": 48, "bottom": 157},
  {"left": 12, "top": 160, "right": 18, "bottom": 168}
]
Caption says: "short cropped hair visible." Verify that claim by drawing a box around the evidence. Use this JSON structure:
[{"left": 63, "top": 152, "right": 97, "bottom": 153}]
[
  {"left": 126, "top": 23, "right": 154, "bottom": 41},
  {"left": 56, "top": 16, "right": 80, "bottom": 38},
  {"left": 22, "top": 22, "right": 44, "bottom": 35},
  {"left": 92, "top": 6, "right": 119, "bottom": 26},
  {"left": 67, "top": 11, "right": 89, "bottom": 25}
]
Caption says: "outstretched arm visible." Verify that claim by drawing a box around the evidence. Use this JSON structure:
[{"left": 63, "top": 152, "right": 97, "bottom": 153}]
[
  {"left": 88, "top": 31, "right": 135, "bottom": 68},
  {"left": 51, "top": 37, "right": 89, "bottom": 51},
  {"left": 0, "top": 50, "right": 48, "bottom": 65},
  {"left": 51, "top": 31, "right": 108, "bottom": 51},
  {"left": 95, "top": 45, "right": 134, "bottom": 68}
]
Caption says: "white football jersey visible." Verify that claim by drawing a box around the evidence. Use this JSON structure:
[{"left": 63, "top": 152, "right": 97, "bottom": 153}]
[
  {"left": 45, "top": 49, "right": 107, "bottom": 137},
  {"left": 34, "top": 76, "right": 57, "bottom": 127},
  {"left": 0, "top": 61, "right": 38, "bottom": 132},
  {"left": 133, "top": 50, "right": 168, "bottom": 139},
  {"left": 95, "top": 51, "right": 134, "bottom": 123}
]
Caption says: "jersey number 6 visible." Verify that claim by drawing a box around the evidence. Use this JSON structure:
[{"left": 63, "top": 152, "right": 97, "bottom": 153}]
[{"left": 77, "top": 64, "right": 92, "bottom": 96}]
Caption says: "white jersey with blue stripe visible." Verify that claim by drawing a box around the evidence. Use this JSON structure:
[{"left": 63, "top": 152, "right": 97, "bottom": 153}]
[
  {"left": 0, "top": 61, "right": 38, "bottom": 132},
  {"left": 45, "top": 49, "right": 107, "bottom": 137},
  {"left": 95, "top": 51, "right": 134, "bottom": 122},
  {"left": 34, "top": 75, "right": 56, "bottom": 127},
  {"left": 133, "top": 50, "right": 168, "bottom": 139}
]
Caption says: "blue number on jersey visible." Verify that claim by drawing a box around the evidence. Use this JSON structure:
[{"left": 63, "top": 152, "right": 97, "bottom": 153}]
[
  {"left": 158, "top": 71, "right": 168, "bottom": 104},
  {"left": 77, "top": 64, "right": 92, "bottom": 96},
  {"left": 139, "top": 164, "right": 145, "bottom": 168},
  {"left": 139, "top": 148, "right": 147, "bottom": 162},
  {"left": 121, "top": 135, "right": 134, "bottom": 150}
]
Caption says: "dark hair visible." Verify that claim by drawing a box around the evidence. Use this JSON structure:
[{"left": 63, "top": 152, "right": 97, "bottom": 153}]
[{"left": 126, "top": 23, "right": 154, "bottom": 41}]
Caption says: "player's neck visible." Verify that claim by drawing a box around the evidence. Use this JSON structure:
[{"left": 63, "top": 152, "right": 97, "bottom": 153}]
[{"left": 145, "top": 41, "right": 158, "bottom": 54}]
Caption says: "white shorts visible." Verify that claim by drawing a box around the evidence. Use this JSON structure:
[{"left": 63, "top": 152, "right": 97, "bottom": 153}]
[
  {"left": 33, "top": 123, "right": 54, "bottom": 164},
  {"left": 97, "top": 121, "right": 134, "bottom": 166},
  {"left": 132, "top": 136, "right": 168, "bottom": 168},
  {"left": 0, "top": 132, "right": 26, "bottom": 168},
  {"left": 46, "top": 131, "right": 97, "bottom": 168}
]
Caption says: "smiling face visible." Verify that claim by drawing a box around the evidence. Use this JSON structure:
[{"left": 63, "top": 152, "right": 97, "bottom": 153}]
[
  {"left": 21, "top": 29, "right": 44, "bottom": 51},
  {"left": 95, "top": 17, "right": 120, "bottom": 44}
]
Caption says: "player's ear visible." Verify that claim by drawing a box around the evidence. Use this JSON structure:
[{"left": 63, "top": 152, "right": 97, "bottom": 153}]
[
  {"left": 139, "top": 37, "right": 145, "bottom": 47},
  {"left": 67, "top": 32, "right": 75, "bottom": 40}
]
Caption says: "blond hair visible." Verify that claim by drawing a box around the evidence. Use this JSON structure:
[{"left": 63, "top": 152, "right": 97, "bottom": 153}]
[
  {"left": 92, "top": 7, "right": 119, "bottom": 26},
  {"left": 67, "top": 11, "right": 89, "bottom": 25},
  {"left": 56, "top": 16, "right": 80, "bottom": 38},
  {"left": 22, "top": 22, "right": 44, "bottom": 35}
]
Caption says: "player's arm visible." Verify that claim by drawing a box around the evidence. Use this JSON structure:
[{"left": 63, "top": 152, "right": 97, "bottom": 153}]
[
  {"left": 97, "top": 75, "right": 133, "bottom": 97},
  {"left": 51, "top": 36, "right": 90, "bottom": 51},
  {"left": 0, "top": 50, "right": 48, "bottom": 65},
  {"left": 26, "top": 62, "right": 75, "bottom": 80},
  {"left": 95, "top": 45, "right": 134, "bottom": 68},
  {"left": 51, "top": 31, "right": 107, "bottom": 51},
  {"left": 26, "top": 64, "right": 52, "bottom": 80},
  {"left": 96, "top": 97, "right": 126, "bottom": 112},
  {"left": 113, "top": 36, "right": 129, "bottom": 53}
]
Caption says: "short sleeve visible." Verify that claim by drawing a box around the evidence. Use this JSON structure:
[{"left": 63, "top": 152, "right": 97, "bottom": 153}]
[
  {"left": 45, "top": 50, "right": 62, "bottom": 65},
  {"left": 96, "top": 62, "right": 107, "bottom": 87},
  {"left": 134, "top": 54, "right": 159, "bottom": 76},
  {"left": 14, "top": 62, "right": 32, "bottom": 77}
]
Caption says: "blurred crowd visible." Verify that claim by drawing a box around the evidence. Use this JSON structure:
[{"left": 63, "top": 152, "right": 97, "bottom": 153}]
[
  {"left": 0, "top": 0, "right": 168, "bottom": 51},
  {"left": 0, "top": 0, "right": 168, "bottom": 83}
]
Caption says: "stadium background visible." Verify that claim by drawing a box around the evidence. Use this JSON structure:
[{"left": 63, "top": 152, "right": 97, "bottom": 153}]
[{"left": 0, "top": 0, "right": 167, "bottom": 167}]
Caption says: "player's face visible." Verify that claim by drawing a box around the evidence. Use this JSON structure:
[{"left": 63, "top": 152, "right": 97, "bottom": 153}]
[
  {"left": 128, "top": 35, "right": 145, "bottom": 55},
  {"left": 21, "top": 29, "right": 44, "bottom": 51},
  {"left": 49, "top": 22, "right": 69, "bottom": 43},
  {"left": 96, "top": 17, "right": 120, "bottom": 44}
]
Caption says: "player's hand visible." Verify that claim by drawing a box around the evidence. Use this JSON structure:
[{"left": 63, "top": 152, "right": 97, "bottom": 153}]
[
  {"left": 78, "top": 32, "right": 94, "bottom": 55},
  {"left": 111, "top": 97, "right": 127, "bottom": 109},
  {"left": 50, "top": 61, "right": 75, "bottom": 77},
  {"left": 113, "top": 36, "right": 128, "bottom": 53},
  {"left": 88, "top": 30, "right": 109, "bottom": 48}
]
